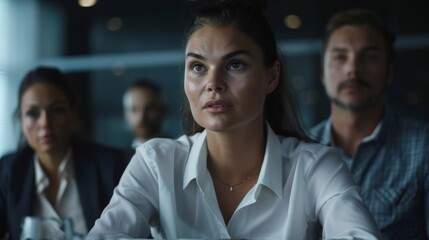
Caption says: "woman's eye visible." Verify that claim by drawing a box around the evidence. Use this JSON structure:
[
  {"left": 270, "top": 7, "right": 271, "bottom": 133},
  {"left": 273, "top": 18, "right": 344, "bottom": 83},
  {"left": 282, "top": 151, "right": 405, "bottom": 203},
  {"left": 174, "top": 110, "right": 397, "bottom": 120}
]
[
  {"left": 191, "top": 63, "right": 205, "bottom": 73},
  {"left": 333, "top": 54, "right": 346, "bottom": 62},
  {"left": 228, "top": 62, "right": 246, "bottom": 71},
  {"left": 51, "top": 107, "right": 66, "bottom": 116},
  {"left": 25, "top": 110, "right": 39, "bottom": 119}
]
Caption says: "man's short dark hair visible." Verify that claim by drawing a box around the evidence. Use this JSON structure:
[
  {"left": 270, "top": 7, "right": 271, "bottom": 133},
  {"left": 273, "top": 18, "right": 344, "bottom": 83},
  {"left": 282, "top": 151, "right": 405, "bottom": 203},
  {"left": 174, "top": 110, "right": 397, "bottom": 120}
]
[
  {"left": 127, "top": 79, "right": 162, "bottom": 96},
  {"left": 323, "top": 9, "right": 396, "bottom": 62}
]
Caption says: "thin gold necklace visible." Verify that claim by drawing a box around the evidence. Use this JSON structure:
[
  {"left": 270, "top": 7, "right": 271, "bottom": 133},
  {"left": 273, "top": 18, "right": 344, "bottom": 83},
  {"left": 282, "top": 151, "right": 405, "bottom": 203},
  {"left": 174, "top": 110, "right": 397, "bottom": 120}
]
[
  {"left": 208, "top": 159, "right": 261, "bottom": 192},
  {"left": 212, "top": 174, "right": 253, "bottom": 192}
]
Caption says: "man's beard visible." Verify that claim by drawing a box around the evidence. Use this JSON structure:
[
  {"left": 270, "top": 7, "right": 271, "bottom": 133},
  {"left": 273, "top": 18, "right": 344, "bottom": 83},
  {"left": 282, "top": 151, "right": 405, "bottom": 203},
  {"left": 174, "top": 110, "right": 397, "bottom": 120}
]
[
  {"left": 329, "top": 96, "right": 378, "bottom": 111},
  {"left": 327, "top": 77, "right": 385, "bottom": 112}
]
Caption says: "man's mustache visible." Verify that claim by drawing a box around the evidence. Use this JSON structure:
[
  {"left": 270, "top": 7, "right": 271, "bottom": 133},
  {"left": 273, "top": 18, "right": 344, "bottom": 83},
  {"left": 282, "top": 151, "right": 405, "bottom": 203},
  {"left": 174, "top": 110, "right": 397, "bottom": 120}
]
[{"left": 337, "top": 78, "right": 370, "bottom": 93}]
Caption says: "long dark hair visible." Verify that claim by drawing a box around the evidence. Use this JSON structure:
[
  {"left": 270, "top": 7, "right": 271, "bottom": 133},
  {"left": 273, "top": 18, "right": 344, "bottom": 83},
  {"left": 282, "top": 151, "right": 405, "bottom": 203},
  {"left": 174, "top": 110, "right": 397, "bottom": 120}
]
[{"left": 182, "top": 0, "right": 309, "bottom": 140}]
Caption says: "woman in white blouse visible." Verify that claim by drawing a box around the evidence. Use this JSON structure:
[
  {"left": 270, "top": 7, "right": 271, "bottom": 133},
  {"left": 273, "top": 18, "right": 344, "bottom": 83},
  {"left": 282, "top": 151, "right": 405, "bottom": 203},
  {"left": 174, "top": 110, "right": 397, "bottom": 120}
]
[{"left": 89, "top": 0, "right": 381, "bottom": 239}]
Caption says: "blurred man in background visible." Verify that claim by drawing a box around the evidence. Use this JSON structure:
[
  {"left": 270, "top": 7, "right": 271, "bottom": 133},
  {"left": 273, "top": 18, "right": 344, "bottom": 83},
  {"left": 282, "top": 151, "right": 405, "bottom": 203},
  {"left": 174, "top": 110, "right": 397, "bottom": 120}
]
[
  {"left": 310, "top": 9, "right": 429, "bottom": 239},
  {"left": 123, "top": 79, "right": 167, "bottom": 149}
]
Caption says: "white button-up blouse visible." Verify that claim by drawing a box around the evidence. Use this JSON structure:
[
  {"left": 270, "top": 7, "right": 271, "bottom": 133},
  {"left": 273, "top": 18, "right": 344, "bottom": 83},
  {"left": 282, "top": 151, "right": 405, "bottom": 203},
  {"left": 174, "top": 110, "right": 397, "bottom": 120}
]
[{"left": 89, "top": 124, "right": 381, "bottom": 239}]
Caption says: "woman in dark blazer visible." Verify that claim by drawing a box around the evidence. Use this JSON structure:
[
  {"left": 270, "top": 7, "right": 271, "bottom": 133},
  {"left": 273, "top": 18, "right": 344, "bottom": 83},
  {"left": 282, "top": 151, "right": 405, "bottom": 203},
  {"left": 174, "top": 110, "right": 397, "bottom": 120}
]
[{"left": 0, "top": 67, "right": 127, "bottom": 239}]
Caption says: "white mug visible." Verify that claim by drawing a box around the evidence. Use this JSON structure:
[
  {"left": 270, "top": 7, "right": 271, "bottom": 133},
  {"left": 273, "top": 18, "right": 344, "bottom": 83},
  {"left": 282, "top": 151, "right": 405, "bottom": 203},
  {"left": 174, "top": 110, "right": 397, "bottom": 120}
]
[{"left": 20, "top": 217, "right": 75, "bottom": 240}]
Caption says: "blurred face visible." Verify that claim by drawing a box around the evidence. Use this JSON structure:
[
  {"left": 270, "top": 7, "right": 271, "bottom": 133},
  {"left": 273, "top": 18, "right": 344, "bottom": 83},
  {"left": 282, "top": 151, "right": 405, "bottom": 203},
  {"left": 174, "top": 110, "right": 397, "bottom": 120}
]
[
  {"left": 184, "top": 25, "right": 279, "bottom": 133},
  {"left": 20, "top": 83, "right": 75, "bottom": 155},
  {"left": 322, "top": 25, "right": 392, "bottom": 111},
  {"left": 124, "top": 87, "right": 164, "bottom": 139}
]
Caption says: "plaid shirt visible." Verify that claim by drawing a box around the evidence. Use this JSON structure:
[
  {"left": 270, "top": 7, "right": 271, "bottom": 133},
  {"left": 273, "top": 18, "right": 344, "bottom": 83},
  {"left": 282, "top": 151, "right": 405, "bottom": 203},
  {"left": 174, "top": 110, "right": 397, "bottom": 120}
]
[{"left": 310, "top": 112, "right": 429, "bottom": 240}]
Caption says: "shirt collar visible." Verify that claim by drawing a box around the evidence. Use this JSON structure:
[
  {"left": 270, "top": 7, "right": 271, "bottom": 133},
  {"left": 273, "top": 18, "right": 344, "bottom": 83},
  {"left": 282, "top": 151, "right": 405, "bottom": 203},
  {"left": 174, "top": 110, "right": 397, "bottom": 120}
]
[
  {"left": 132, "top": 138, "right": 144, "bottom": 149},
  {"left": 257, "top": 123, "right": 282, "bottom": 198},
  {"left": 360, "top": 121, "right": 382, "bottom": 143},
  {"left": 34, "top": 148, "right": 74, "bottom": 193},
  {"left": 182, "top": 124, "right": 283, "bottom": 199},
  {"left": 322, "top": 115, "right": 385, "bottom": 147},
  {"left": 183, "top": 131, "right": 208, "bottom": 190}
]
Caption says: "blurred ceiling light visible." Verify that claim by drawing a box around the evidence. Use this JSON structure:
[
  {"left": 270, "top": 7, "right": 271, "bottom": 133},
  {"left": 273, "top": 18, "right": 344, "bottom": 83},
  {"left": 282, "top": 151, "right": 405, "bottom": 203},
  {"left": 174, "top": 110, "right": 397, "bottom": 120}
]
[
  {"left": 284, "top": 15, "right": 301, "bottom": 29},
  {"left": 78, "top": 0, "right": 97, "bottom": 8},
  {"left": 107, "top": 17, "right": 123, "bottom": 31}
]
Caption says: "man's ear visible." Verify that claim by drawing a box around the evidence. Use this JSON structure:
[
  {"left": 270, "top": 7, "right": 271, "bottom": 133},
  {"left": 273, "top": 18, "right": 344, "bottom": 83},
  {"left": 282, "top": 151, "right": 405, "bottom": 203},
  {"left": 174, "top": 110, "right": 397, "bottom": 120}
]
[{"left": 266, "top": 60, "right": 280, "bottom": 94}]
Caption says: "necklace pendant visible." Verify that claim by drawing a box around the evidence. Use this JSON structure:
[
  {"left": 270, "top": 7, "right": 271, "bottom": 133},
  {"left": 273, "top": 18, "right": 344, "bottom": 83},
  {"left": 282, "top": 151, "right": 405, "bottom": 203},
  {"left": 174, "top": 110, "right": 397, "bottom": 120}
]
[{"left": 229, "top": 186, "right": 234, "bottom": 192}]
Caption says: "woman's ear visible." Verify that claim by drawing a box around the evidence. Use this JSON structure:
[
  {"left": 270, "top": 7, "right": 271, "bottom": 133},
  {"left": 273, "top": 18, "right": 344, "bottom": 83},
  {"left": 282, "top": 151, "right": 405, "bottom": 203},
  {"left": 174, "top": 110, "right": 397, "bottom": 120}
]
[{"left": 266, "top": 60, "right": 280, "bottom": 94}]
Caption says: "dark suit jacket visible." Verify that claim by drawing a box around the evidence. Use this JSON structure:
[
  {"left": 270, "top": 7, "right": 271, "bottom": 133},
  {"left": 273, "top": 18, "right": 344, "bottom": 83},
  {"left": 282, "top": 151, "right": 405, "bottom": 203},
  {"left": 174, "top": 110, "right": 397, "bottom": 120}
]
[{"left": 0, "top": 142, "right": 128, "bottom": 240}]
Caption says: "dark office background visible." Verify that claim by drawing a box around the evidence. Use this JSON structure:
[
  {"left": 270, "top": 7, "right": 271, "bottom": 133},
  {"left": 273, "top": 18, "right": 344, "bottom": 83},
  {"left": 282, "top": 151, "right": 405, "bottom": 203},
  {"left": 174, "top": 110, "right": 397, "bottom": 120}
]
[{"left": 0, "top": 0, "right": 428, "bottom": 154}]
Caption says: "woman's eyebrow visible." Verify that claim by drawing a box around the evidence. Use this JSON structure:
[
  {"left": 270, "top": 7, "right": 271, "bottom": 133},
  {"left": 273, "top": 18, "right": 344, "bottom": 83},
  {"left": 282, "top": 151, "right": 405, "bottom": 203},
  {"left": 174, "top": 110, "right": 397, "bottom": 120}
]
[
  {"left": 222, "top": 49, "right": 253, "bottom": 60},
  {"left": 186, "top": 52, "right": 205, "bottom": 60},
  {"left": 186, "top": 49, "right": 253, "bottom": 61}
]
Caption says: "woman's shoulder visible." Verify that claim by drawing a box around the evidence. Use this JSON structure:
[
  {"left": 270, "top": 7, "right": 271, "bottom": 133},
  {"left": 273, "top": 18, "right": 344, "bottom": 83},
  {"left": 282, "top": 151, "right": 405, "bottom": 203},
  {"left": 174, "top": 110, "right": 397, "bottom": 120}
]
[
  {"left": 72, "top": 141, "right": 126, "bottom": 159},
  {"left": 278, "top": 135, "right": 336, "bottom": 157},
  {"left": 278, "top": 135, "right": 343, "bottom": 171},
  {"left": 71, "top": 141, "right": 129, "bottom": 172},
  {"left": 136, "top": 133, "right": 203, "bottom": 163},
  {"left": 122, "top": 133, "right": 203, "bottom": 181},
  {"left": 73, "top": 140, "right": 118, "bottom": 151},
  {"left": 0, "top": 146, "right": 34, "bottom": 187},
  {"left": 0, "top": 146, "right": 34, "bottom": 168},
  {"left": 0, "top": 152, "right": 16, "bottom": 174}
]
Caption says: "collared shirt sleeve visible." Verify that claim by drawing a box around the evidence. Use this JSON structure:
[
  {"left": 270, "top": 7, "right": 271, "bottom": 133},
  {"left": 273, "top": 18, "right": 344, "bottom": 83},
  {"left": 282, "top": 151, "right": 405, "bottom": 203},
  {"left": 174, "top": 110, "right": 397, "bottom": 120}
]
[
  {"left": 88, "top": 143, "right": 159, "bottom": 239},
  {"left": 307, "top": 146, "right": 382, "bottom": 239}
]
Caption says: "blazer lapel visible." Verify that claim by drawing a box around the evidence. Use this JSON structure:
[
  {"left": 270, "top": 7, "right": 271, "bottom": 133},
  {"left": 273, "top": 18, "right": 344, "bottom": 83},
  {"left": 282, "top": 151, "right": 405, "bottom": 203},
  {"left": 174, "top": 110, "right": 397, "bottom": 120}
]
[
  {"left": 73, "top": 144, "right": 100, "bottom": 230},
  {"left": 10, "top": 148, "right": 36, "bottom": 238}
]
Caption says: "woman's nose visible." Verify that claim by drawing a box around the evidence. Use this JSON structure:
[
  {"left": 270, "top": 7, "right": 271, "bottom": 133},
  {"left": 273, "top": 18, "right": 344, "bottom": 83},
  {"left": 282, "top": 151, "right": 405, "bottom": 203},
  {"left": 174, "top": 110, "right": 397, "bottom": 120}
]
[
  {"left": 206, "top": 69, "right": 226, "bottom": 93},
  {"left": 206, "top": 82, "right": 225, "bottom": 92},
  {"left": 38, "top": 111, "right": 51, "bottom": 128}
]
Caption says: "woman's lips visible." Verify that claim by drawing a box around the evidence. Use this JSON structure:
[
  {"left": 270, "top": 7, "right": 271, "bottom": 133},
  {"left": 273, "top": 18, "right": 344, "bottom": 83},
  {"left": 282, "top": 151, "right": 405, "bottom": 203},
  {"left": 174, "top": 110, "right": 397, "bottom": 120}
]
[
  {"left": 203, "top": 100, "right": 233, "bottom": 113},
  {"left": 39, "top": 134, "right": 54, "bottom": 144}
]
